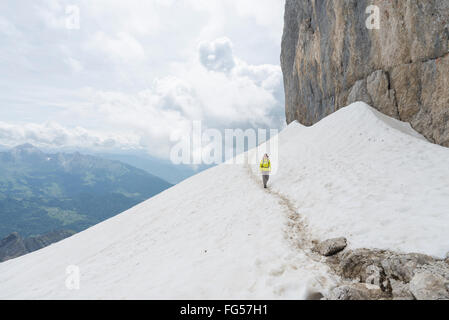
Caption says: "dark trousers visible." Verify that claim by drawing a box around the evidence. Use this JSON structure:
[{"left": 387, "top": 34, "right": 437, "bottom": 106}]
[{"left": 262, "top": 174, "right": 269, "bottom": 188}]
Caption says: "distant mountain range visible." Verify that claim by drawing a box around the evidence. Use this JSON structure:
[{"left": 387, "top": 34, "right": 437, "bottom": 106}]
[
  {"left": 0, "top": 144, "right": 209, "bottom": 185},
  {"left": 95, "top": 152, "right": 207, "bottom": 185},
  {"left": 0, "top": 144, "right": 172, "bottom": 239}
]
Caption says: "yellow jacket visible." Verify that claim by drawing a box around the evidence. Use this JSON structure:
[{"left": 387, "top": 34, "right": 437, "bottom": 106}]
[{"left": 260, "top": 158, "right": 271, "bottom": 172}]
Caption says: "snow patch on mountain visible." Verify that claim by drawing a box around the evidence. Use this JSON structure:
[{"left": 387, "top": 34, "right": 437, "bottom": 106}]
[{"left": 249, "top": 102, "right": 449, "bottom": 258}]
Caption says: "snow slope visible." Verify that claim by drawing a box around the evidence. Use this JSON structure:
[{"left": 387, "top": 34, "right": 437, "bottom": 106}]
[
  {"left": 1, "top": 102, "right": 448, "bottom": 299},
  {"left": 249, "top": 102, "right": 449, "bottom": 258},
  {"left": 0, "top": 149, "right": 338, "bottom": 299}
]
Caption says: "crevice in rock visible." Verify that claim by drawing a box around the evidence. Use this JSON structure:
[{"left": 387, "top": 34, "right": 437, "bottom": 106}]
[
  {"left": 413, "top": 50, "right": 449, "bottom": 66},
  {"left": 384, "top": 69, "right": 401, "bottom": 121}
]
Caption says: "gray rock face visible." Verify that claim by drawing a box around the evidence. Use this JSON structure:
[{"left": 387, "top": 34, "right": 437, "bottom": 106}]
[
  {"left": 324, "top": 248, "right": 449, "bottom": 300},
  {"left": 327, "top": 283, "right": 389, "bottom": 300},
  {"left": 389, "top": 279, "right": 415, "bottom": 300},
  {"left": 0, "top": 233, "right": 28, "bottom": 262},
  {"left": 410, "top": 271, "right": 449, "bottom": 300},
  {"left": 281, "top": 0, "right": 449, "bottom": 147},
  {"left": 0, "top": 230, "right": 74, "bottom": 263},
  {"left": 313, "top": 237, "right": 347, "bottom": 256},
  {"left": 338, "top": 249, "right": 433, "bottom": 283}
]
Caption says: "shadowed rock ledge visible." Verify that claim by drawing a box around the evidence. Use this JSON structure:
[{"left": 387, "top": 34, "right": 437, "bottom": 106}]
[{"left": 281, "top": 0, "right": 449, "bottom": 147}]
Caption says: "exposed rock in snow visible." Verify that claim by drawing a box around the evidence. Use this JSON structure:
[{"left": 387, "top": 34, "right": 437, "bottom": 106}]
[
  {"left": 313, "top": 237, "right": 347, "bottom": 256},
  {"left": 324, "top": 247, "right": 449, "bottom": 300},
  {"left": 410, "top": 271, "right": 449, "bottom": 300},
  {"left": 389, "top": 279, "right": 415, "bottom": 300},
  {"left": 339, "top": 249, "right": 432, "bottom": 283},
  {"left": 326, "top": 283, "right": 389, "bottom": 300}
]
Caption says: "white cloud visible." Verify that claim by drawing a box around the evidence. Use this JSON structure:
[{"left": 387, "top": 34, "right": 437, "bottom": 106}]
[
  {"left": 81, "top": 0, "right": 167, "bottom": 36},
  {"left": 86, "top": 32, "right": 146, "bottom": 63},
  {"left": 0, "top": 1, "right": 286, "bottom": 159},
  {"left": 199, "top": 37, "right": 236, "bottom": 73},
  {"left": 0, "top": 121, "right": 140, "bottom": 151},
  {"left": 64, "top": 57, "right": 84, "bottom": 73},
  {"left": 233, "top": 0, "right": 285, "bottom": 30},
  {"left": 0, "top": 16, "right": 21, "bottom": 37},
  {"left": 34, "top": 0, "right": 66, "bottom": 29},
  {"left": 92, "top": 37, "right": 284, "bottom": 127},
  {"left": 0, "top": 37, "right": 284, "bottom": 158}
]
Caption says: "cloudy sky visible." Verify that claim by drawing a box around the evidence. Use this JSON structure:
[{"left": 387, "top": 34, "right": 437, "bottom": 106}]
[{"left": 0, "top": 0, "right": 286, "bottom": 159}]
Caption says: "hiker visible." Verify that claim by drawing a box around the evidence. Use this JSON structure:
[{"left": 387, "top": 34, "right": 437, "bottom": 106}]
[{"left": 259, "top": 154, "right": 271, "bottom": 188}]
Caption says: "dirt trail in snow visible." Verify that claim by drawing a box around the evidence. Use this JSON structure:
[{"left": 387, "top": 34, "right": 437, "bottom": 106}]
[
  {"left": 244, "top": 160, "right": 345, "bottom": 298},
  {"left": 245, "top": 162, "right": 320, "bottom": 260},
  {"left": 245, "top": 161, "right": 449, "bottom": 300}
]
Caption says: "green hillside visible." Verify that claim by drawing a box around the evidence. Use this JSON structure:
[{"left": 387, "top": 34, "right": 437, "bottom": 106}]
[{"left": 0, "top": 144, "right": 172, "bottom": 238}]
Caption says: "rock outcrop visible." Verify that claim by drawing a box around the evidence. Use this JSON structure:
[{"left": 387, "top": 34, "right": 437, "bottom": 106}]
[
  {"left": 0, "top": 233, "right": 28, "bottom": 263},
  {"left": 313, "top": 237, "right": 347, "bottom": 256},
  {"left": 326, "top": 283, "right": 389, "bottom": 300},
  {"left": 0, "top": 230, "right": 74, "bottom": 263},
  {"left": 324, "top": 248, "right": 449, "bottom": 300},
  {"left": 281, "top": 0, "right": 449, "bottom": 147},
  {"left": 410, "top": 270, "right": 449, "bottom": 300}
]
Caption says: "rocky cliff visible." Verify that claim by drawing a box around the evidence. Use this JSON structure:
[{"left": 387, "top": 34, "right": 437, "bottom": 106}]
[{"left": 281, "top": 0, "right": 449, "bottom": 146}]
